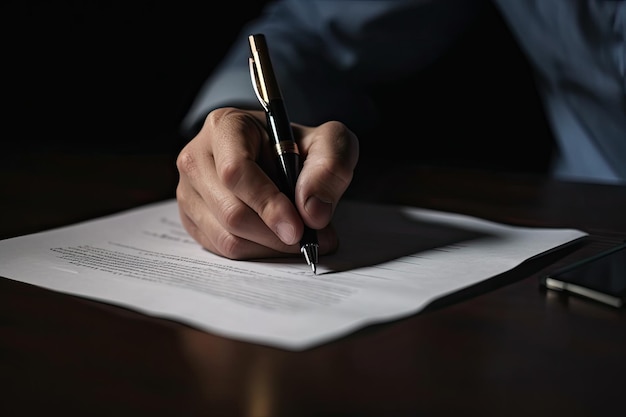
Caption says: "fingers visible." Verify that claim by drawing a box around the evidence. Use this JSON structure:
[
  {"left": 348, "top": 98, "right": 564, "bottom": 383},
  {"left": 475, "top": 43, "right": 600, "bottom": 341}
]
[
  {"left": 176, "top": 109, "right": 297, "bottom": 259},
  {"left": 176, "top": 179, "right": 291, "bottom": 259},
  {"left": 209, "top": 110, "right": 304, "bottom": 246}
]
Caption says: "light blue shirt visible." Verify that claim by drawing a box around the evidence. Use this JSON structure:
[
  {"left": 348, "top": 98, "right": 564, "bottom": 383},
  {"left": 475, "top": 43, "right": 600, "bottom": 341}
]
[{"left": 182, "top": 0, "right": 626, "bottom": 184}]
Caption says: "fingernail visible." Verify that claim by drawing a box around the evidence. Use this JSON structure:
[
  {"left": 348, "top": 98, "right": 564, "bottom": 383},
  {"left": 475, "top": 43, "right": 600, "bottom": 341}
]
[
  {"left": 305, "top": 196, "right": 333, "bottom": 224},
  {"left": 276, "top": 221, "right": 297, "bottom": 245}
]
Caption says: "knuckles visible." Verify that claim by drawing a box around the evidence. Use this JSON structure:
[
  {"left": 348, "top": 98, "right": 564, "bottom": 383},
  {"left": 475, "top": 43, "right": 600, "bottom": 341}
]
[
  {"left": 176, "top": 147, "right": 198, "bottom": 179},
  {"left": 214, "top": 229, "right": 248, "bottom": 260}
]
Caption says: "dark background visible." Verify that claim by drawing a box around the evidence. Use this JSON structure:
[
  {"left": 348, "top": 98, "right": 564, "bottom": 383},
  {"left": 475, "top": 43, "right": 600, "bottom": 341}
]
[
  {"left": 2, "top": 1, "right": 268, "bottom": 156},
  {"left": 2, "top": 0, "right": 555, "bottom": 194},
  {"left": 0, "top": 1, "right": 268, "bottom": 239}
]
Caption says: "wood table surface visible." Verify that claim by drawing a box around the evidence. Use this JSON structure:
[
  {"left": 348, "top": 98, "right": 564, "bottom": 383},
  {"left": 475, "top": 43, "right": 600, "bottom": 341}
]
[{"left": 1, "top": 152, "right": 625, "bottom": 417}]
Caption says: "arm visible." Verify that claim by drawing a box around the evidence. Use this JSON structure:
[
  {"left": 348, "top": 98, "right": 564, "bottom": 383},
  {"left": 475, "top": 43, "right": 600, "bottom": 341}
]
[{"left": 181, "top": 0, "right": 482, "bottom": 139}]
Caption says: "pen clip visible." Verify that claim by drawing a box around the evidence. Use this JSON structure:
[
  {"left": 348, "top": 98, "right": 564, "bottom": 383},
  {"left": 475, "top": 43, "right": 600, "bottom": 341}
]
[{"left": 249, "top": 56, "right": 269, "bottom": 112}]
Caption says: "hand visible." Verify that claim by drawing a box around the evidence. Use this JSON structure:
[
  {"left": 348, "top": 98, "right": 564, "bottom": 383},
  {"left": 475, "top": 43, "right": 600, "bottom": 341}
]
[{"left": 176, "top": 107, "right": 359, "bottom": 260}]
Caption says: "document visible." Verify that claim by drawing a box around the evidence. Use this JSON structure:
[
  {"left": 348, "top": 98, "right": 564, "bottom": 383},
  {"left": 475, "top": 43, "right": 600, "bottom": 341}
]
[{"left": 0, "top": 199, "right": 586, "bottom": 350}]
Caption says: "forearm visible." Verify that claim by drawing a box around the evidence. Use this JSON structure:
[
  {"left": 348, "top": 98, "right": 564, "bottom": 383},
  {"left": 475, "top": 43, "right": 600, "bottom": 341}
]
[{"left": 180, "top": 0, "right": 482, "bottom": 139}]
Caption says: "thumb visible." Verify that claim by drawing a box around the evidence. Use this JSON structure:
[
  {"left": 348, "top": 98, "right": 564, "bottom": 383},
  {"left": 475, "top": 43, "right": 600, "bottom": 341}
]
[{"left": 294, "top": 121, "right": 359, "bottom": 229}]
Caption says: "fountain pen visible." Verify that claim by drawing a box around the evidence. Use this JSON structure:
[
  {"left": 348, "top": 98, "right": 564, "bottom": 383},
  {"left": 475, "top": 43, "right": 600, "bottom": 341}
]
[{"left": 248, "top": 33, "right": 319, "bottom": 274}]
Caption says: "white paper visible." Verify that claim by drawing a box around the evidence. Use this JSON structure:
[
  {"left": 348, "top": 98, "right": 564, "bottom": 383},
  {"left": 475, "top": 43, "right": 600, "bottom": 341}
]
[{"left": 0, "top": 199, "right": 586, "bottom": 350}]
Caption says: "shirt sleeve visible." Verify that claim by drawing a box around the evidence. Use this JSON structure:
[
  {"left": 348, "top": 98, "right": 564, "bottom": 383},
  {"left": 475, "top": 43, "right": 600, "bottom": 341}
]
[
  {"left": 180, "top": 0, "right": 482, "bottom": 139},
  {"left": 491, "top": 0, "right": 626, "bottom": 183}
]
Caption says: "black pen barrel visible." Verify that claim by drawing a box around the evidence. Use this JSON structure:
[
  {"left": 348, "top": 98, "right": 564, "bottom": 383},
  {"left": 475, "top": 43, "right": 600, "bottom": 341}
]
[{"left": 266, "top": 100, "right": 300, "bottom": 196}]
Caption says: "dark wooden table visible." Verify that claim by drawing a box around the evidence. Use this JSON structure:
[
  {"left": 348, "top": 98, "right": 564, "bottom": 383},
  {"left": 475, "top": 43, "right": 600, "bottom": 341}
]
[{"left": 1, "top": 153, "right": 625, "bottom": 417}]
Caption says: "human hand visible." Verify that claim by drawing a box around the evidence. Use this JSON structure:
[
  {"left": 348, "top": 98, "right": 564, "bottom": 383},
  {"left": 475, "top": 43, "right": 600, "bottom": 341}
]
[{"left": 176, "top": 107, "right": 359, "bottom": 260}]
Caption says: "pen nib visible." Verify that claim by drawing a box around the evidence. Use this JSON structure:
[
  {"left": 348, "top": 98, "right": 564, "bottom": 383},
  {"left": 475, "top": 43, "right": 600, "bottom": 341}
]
[{"left": 301, "top": 243, "right": 319, "bottom": 275}]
